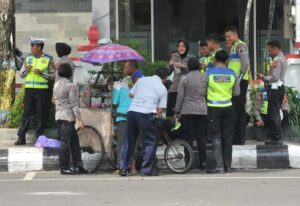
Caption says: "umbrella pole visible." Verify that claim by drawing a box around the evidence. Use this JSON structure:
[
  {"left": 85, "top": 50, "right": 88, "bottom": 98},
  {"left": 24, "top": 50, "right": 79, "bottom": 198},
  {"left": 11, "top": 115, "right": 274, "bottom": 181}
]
[{"left": 94, "top": 70, "right": 101, "bottom": 87}]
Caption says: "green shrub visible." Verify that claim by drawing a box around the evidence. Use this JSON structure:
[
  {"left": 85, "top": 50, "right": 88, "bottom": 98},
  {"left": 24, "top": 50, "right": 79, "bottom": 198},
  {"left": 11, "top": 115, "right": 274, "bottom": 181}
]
[
  {"left": 6, "top": 87, "right": 56, "bottom": 129},
  {"left": 6, "top": 87, "right": 25, "bottom": 128},
  {"left": 120, "top": 39, "right": 168, "bottom": 76},
  {"left": 285, "top": 87, "right": 300, "bottom": 127}
]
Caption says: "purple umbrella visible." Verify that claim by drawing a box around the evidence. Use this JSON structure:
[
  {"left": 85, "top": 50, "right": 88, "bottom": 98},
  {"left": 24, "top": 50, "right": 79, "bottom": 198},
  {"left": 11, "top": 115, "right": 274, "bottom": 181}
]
[{"left": 81, "top": 44, "right": 145, "bottom": 64}]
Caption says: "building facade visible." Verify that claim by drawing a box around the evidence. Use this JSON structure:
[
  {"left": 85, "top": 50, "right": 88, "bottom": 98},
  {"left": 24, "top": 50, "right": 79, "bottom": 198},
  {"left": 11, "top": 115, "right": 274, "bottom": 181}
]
[
  {"left": 109, "top": 0, "right": 293, "bottom": 74},
  {"left": 15, "top": 0, "right": 92, "bottom": 57},
  {"left": 15, "top": 0, "right": 294, "bottom": 74}
]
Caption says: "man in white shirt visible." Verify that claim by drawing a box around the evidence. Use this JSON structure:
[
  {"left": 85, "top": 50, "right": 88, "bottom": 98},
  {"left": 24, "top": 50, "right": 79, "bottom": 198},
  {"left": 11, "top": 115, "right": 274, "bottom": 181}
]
[{"left": 119, "top": 67, "right": 169, "bottom": 176}]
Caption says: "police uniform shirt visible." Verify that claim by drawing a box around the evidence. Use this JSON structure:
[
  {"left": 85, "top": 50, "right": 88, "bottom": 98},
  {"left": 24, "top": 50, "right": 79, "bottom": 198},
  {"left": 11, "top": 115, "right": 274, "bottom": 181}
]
[
  {"left": 264, "top": 51, "right": 287, "bottom": 83},
  {"left": 236, "top": 43, "right": 250, "bottom": 76}
]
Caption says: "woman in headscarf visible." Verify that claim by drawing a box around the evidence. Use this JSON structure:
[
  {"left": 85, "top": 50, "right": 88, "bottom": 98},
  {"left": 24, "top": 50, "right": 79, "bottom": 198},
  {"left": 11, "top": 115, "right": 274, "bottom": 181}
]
[
  {"left": 55, "top": 42, "right": 75, "bottom": 82},
  {"left": 167, "top": 39, "right": 195, "bottom": 117}
]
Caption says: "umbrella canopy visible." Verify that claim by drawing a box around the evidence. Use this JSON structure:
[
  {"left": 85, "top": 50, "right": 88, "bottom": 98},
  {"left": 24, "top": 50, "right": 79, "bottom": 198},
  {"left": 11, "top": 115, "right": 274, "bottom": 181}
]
[{"left": 81, "top": 44, "right": 145, "bottom": 64}]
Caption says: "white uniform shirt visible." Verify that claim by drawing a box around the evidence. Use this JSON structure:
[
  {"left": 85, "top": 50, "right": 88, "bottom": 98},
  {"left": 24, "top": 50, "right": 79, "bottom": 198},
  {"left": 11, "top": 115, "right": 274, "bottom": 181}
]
[{"left": 129, "top": 75, "right": 168, "bottom": 114}]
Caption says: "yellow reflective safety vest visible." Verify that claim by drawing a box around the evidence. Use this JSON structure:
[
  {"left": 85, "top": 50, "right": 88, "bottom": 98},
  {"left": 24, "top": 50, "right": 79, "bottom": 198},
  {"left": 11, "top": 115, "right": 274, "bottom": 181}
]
[
  {"left": 266, "top": 57, "right": 273, "bottom": 73},
  {"left": 228, "top": 40, "right": 249, "bottom": 81},
  {"left": 207, "top": 67, "right": 237, "bottom": 107},
  {"left": 259, "top": 88, "right": 268, "bottom": 115},
  {"left": 200, "top": 56, "right": 210, "bottom": 73},
  {"left": 24, "top": 54, "right": 52, "bottom": 89}
]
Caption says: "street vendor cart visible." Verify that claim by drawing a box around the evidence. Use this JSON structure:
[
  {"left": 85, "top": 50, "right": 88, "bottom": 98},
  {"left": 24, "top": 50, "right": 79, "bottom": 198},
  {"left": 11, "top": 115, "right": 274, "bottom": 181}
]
[{"left": 75, "top": 44, "right": 144, "bottom": 172}]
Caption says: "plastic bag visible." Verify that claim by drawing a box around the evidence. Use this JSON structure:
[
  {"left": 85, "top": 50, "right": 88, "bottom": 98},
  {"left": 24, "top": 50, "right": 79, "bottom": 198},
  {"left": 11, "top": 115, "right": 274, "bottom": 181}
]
[{"left": 35, "top": 135, "right": 61, "bottom": 149}]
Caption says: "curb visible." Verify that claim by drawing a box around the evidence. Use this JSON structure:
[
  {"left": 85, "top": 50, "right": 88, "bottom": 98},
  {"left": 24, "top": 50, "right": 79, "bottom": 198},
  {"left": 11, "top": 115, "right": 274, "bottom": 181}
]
[
  {"left": 0, "top": 128, "right": 58, "bottom": 143},
  {"left": 206, "top": 144, "right": 300, "bottom": 170},
  {"left": 0, "top": 144, "right": 300, "bottom": 173}
]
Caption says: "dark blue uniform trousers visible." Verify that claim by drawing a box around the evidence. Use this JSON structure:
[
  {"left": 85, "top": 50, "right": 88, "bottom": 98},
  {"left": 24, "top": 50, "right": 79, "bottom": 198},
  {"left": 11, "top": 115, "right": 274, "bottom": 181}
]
[{"left": 120, "top": 111, "right": 158, "bottom": 174}]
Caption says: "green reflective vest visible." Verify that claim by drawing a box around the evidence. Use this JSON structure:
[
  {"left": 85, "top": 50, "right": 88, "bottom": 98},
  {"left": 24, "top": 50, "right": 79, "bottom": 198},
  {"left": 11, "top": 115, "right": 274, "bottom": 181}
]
[
  {"left": 200, "top": 56, "right": 210, "bottom": 73},
  {"left": 259, "top": 89, "right": 268, "bottom": 115},
  {"left": 25, "top": 54, "right": 52, "bottom": 89},
  {"left": 266, "top": 57, "right": 273, "bottom": 73},
  {"left": 228, "top": 40, "right": 249, "bottom": 81},
  {"left": 207, "top": 68, "right": 237, "bottom": 107}
]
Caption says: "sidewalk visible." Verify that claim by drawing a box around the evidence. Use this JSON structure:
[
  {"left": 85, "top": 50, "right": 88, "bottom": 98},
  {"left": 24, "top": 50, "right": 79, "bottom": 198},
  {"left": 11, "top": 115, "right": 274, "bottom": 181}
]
[{"left": 1, "top": 129, "right": 300, "bottom": 173}]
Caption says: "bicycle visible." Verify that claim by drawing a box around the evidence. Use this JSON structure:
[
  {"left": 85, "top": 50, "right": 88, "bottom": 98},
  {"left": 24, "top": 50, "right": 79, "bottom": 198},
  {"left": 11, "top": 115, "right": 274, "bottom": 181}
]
[
  {"left": 77, "top": 117, "right": 194, "bottom": 174},
  {"left": 156, "top": 117, "right": 194, "bottom": 174}
]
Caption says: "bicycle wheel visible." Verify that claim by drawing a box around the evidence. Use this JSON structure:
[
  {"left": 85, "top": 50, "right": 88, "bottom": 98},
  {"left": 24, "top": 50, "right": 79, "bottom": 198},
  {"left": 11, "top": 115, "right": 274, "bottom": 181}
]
[
  {"left": 164, "top": 139, "right": 194, "bottom": 174},
  {"left": 77, "top": 126, "right": 105, "bottom": 173}
]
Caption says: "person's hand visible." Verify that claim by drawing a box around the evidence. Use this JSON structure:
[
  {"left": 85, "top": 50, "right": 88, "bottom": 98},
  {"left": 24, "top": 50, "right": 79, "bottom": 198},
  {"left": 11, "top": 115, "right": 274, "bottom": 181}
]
[
  {"left": 52, "top": 96, "right": 57, "bottom": 104},
  {"left": 34, "top": 69, "right": 42, "bottom": 75},
  {"left": 169, "top": 60, "right": 175, "bottom": 65},
  {"left": 54, "top": 63, "right": 60, "bottom": 70},
  {"left": 200, "top": 63, "right": 206, "bottom": 69},
  {"left": 256, "top": 119, "right": 264, "bottom": 127},
  {"left": 174, "top": 62, "right": 185, "bottom": 68},
  {"left": 256, "top": 73, "right": 264, "bottom": 80},
  {"left": 26, "top": 65, "right": 32, "bottom": 72},
  {"left": 174, "top": 113, "right": 181, "bottom": 120},
  {"left": 78, "top": 120, "right": 85, "bottom": 129}
]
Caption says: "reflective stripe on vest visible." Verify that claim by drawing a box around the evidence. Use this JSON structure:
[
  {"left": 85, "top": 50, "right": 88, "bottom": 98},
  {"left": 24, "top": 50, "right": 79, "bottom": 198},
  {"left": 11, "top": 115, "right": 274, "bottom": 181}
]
[
  {"left": 25, "top": 55, "right": 51, "bottom": 89},
  {"left": 228, "top": 40, "right": 249, "bottom": 81},
  {"left": 259, "top": 90, "right": 268, "bottom": 115},
  {"left": 207, "top": 68, "right": 236, "bottom": 107}
]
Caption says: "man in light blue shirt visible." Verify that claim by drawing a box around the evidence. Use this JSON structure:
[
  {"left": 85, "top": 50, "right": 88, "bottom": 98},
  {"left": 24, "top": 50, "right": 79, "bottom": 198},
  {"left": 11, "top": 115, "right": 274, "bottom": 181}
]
[
  {"left": 119, "top": 67, "right": 169, "bottom": 176},
  {"left": 112, "top": 65, "right": 143, "bottom": 170}
]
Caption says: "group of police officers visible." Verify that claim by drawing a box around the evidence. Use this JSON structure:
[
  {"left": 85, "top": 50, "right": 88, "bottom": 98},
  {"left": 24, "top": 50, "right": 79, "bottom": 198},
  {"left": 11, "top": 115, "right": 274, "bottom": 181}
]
[
  {"left": 15, "top": 25, "right": 287, "bottom": 174},
  {"left": 200, "top": 26, "right": 287, "bottom": 147}
]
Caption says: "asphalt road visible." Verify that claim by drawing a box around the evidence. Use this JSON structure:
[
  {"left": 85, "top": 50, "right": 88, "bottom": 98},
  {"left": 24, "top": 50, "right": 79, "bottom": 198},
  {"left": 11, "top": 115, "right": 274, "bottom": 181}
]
[{"left": 1, "top": 169, "right": 300, "bottom": 206}]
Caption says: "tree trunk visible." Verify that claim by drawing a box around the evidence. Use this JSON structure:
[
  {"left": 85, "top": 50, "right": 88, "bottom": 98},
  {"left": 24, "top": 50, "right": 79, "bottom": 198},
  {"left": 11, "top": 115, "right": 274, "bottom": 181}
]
[
  {"left": 0, "top": 0, "right": 15, "bottom": 65},
  {"left": 244, "top": 0, "right": 253, "bottom": 45},
  {"left": 264, "top": 0, "right": 276, "bottom": 74},
  {"left": 0, "top": 0, "right": 15, "bottom": 125}
]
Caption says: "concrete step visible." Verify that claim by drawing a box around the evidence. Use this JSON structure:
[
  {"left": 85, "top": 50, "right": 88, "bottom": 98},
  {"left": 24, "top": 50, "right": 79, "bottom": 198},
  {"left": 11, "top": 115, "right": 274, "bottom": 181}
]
[{"left": 0, "top": 128, "right": 57, "bottom": 143}]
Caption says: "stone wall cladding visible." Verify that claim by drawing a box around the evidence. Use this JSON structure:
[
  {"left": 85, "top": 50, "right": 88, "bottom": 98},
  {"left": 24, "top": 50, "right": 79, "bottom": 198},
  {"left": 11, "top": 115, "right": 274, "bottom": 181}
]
[{"left": 15, "top": 0, "right": 92, "bottom": 58}]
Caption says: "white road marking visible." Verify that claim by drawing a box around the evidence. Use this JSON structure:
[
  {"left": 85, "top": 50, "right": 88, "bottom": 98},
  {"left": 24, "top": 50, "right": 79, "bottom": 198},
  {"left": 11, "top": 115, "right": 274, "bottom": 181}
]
[
  {"left": 24, "top": 191, "right": 85, "bottom": 196},
  {"left": 1, "top": 175, "right": 300, "bottom": 182},
  {"left": 23, "top": 172, "right": 36, "bottom": 181}
]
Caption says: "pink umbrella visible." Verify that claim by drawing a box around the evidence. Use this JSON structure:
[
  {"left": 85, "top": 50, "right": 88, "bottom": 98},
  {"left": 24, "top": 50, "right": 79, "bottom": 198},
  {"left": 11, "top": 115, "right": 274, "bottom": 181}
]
[{"left": 81, "top": 44, "right": 145, "bottom": 64}]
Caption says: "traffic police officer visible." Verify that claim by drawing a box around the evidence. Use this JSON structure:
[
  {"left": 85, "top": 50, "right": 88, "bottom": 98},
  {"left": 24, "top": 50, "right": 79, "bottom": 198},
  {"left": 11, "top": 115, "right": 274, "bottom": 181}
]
[
  {"left": 257, "top": 40, "right": 287, "bottom": 145},
  {"left": 204, "top": 50, "right": 240, "bottom": 173},
  {"left": 206, "top": 34, "right": 223, "bottom": 68},
  {"left": 225, "top": 26, "right": 250, "bottom": 145},
  {"left": 15, "top": 38, "right": 54, "bottom": 145},
  {"left": 199, "top": 41, "right": 211, "bottom": 73}
]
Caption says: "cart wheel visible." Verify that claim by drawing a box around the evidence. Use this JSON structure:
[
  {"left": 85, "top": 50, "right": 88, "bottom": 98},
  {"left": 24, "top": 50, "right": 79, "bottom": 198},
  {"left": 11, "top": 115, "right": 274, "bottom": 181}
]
[{"left": 77, "top": 126, "right": 105, "bottom": 173}]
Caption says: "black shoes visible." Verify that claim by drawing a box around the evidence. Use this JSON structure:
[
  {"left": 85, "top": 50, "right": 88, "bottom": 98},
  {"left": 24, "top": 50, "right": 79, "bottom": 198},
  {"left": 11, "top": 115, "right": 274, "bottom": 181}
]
[
  {"left": 265, "top": 140, "right": 283, "bottom": 145},
  {"left": 14, "top": 137, "right": 26, "bottom": 145},
  {"left": 60, "top": 168, "right": 77, "bottom": 175},
  {"left": 206, "top": 168, "right": 225, "bottom": 174},
  {"left": 60, "top": 166, "right": 89, "bottom": 175},
  {"left": 119, "top": 169, "right": 128, "bottom": 177},
  {"left": 72, "top": 166, "right": 89, "bottom": 174},
  {"left": 140, "top": 170, "right": 159, "bottom": 177}
]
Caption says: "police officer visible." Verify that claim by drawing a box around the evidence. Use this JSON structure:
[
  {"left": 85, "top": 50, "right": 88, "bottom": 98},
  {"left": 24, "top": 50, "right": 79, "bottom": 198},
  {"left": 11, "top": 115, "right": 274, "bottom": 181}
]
[
  {"left": 204, "top": 50, "right": 240, "bottom": 173},
  {"left": 257, "top": 40, "right": 287, "bottom": 145},
  {"left": 15, "top": 38, "right": 54, "bottom": 145},
  {"left": 253, "top": 87, "right": 269, "bottom": 129},
  {"left": 199, "top": 41, "right": 211, "bottom": 73},
  {"left": 206, "top": 34, "right": 223, "bottom": 68},
  {"left": 225, "top": 26, "right": 250, "bottom": 145}
]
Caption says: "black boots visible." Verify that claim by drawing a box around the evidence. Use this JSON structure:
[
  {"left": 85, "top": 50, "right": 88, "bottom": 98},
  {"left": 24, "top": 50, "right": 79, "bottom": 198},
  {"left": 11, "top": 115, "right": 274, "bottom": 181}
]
[{"left": 15, "top": 137, "right": 26, "bottom": 145}]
